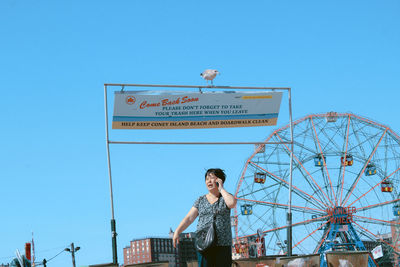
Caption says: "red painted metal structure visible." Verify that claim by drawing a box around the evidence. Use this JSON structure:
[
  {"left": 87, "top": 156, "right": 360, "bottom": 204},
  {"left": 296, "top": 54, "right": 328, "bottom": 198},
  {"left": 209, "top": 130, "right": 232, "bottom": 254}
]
[{"left": 234, "top": 112, "right": 400, "bottom": 265}]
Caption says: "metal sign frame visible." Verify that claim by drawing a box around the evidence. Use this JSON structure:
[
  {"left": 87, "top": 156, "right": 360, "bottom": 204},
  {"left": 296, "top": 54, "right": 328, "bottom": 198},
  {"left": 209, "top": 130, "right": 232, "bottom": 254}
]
[{"left": 103, "top": 83, "right": 295, "bottom": 264}]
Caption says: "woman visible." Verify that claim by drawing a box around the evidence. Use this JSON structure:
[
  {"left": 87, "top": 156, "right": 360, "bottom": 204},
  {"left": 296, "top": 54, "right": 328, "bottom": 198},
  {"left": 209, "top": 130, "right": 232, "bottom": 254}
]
[{"left": 173, "top": 168, "right": 237, "bottom": 267}]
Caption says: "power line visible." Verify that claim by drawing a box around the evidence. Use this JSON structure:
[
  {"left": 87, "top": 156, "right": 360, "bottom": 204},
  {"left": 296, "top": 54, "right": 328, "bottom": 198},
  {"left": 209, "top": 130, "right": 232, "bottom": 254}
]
[
  {"left": 34, "top": 248, "right": 66, "bottom": 266},
  {"left": 46, "top": 249, "right": 65, "bottom": 262},
  {"left": 0, "top": 244, "right": 69, "bottom": 260}
]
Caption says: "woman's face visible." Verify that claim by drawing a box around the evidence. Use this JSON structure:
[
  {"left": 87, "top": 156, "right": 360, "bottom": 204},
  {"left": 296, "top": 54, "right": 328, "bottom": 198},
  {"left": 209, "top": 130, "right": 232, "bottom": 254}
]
[{"left": 205, "top": 173, "right": 218, "bottom": 191}]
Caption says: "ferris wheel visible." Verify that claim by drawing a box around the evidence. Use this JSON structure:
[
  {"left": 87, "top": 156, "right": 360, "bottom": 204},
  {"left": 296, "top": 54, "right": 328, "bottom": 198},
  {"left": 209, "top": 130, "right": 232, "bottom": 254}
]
[{"left": 233, "top": 112, "right": 400, "bottom": 266}]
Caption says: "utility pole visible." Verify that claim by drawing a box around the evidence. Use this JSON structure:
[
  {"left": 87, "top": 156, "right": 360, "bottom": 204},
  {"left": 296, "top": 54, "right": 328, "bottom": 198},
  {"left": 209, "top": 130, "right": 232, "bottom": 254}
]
[
  {"left": 65, "top": 243, "right": 80, "bottom": 267},
  {"left": 71, "top": 243, "right": 76, "bottom": 267}
]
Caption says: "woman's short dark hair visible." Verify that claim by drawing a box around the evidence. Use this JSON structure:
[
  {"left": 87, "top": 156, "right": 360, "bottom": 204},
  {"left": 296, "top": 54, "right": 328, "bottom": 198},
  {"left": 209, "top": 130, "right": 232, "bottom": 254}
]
[{"left": 205, "top": 168, "right": 226, "bottom": 182}]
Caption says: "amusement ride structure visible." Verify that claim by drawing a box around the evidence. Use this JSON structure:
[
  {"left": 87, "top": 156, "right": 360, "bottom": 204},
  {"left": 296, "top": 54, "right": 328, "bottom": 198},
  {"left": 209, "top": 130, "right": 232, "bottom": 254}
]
[{"left": 233, "top": 112, "right": 400, "bottom": 266}]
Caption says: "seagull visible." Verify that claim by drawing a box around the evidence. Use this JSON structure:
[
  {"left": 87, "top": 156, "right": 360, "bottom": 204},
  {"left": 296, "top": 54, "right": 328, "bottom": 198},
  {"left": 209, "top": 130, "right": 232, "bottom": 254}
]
[{"left": 200, "top": 69, "right": 219, "bottom": 85}]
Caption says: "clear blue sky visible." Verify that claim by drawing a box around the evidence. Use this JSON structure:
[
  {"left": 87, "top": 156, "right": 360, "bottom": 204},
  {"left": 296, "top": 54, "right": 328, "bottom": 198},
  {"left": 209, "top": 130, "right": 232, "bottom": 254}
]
[{"left": 1, "top": 0, "right": 399, "bottom": 266}]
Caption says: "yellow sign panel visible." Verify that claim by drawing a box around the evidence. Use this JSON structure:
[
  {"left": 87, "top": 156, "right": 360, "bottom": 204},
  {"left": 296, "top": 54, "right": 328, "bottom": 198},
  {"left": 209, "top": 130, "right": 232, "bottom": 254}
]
[{"left": 112, "top": 118, "right": 278, "bottom": 129}]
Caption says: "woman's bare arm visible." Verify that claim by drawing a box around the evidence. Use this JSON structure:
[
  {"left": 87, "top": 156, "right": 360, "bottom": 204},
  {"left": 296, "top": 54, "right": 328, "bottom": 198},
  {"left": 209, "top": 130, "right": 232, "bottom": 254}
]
[{"left": 173, "top": 207, "right": 199, "bottom": 248}]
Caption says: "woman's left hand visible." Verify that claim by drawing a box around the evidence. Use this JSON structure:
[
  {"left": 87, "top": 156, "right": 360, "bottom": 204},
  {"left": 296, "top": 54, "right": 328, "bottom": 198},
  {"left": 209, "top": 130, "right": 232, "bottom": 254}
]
[{"left": 216, "top": 178, "right": 224, "bottom": 192}]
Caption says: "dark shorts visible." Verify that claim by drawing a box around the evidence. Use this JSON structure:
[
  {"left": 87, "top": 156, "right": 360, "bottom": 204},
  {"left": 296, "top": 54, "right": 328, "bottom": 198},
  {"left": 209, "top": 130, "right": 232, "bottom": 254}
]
[{"left": 197, "top": 246, "right": 232, "bottom": 267}]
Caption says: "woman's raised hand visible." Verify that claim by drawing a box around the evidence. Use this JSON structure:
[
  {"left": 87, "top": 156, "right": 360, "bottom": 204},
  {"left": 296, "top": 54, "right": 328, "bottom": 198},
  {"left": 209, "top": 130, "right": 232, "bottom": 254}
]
[{"left": 216, "top": 178, "right": 224, "bottom": 192}]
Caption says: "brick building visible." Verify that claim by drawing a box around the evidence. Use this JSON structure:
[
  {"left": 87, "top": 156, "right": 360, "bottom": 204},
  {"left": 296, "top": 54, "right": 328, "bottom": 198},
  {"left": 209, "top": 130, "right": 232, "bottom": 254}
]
[{"left": 123, "top": 233, "right": 196, "bottom": 267}]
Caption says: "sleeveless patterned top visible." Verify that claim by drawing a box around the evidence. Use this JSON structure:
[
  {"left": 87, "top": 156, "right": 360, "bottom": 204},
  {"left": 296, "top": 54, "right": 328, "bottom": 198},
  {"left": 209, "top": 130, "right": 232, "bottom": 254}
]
[{"left": 193, "top": 195, "right": 232, "bottom": 246}]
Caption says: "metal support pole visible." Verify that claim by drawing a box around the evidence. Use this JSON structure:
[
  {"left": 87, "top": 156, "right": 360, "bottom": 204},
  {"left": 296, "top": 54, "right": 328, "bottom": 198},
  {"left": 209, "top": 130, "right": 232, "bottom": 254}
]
[
  {"left": 108, "top": 141, "right": 293, "bottom": 145},
  {"left": 103, "top": 83, "right": 293, "bottom": 261},
  {"left": 287, "top": 88, "right": 294, "bottom": 256},
  {"left": 287, "top": 212, "right": 292, "bottom": 255},
  {"left": 104, "top": 85, "right": 118, "bottom": 264},
  {"left": 70, "top": 243, "right": 76, "bottom": 267},
  {"left": 111, "top": 219, "right": 118, "bottom": 264}
]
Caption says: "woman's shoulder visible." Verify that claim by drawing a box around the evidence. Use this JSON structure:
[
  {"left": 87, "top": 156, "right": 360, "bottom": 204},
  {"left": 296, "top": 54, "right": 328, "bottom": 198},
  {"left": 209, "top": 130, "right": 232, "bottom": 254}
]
[
  {"left": 193, "top": 194, "right": 207, "bottom": 207},
  {"left": 197, "top": 194, "right": 207, "bottom": 201}
]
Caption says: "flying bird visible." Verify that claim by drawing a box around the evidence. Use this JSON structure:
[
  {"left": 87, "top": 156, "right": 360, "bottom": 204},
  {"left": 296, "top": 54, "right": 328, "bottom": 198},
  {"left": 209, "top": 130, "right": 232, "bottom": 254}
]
[{"left": 200, "top": 69, "right": 219, "bottom": 85}]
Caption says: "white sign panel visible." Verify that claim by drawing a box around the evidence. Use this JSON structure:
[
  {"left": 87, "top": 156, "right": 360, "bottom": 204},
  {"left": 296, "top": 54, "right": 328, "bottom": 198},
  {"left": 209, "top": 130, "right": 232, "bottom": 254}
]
[
  {"left": 372, "top": 245, "right": 383, "bottom": 259},
  {"left": 112, "top": 90, "right": 282, "bottom": 129}
]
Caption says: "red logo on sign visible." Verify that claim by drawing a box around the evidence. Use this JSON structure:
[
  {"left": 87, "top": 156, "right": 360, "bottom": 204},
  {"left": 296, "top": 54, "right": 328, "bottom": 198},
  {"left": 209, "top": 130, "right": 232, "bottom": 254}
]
[{"left": 126, "top": 96, "right": 136, "bottom": 105}]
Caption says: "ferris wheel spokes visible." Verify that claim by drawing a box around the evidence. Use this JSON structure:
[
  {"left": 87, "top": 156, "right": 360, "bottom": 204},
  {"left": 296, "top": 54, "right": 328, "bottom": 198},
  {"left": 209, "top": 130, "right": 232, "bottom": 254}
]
[
  {"left": 236, "top": 197, "right": 325, "bottom": 215},
  {"left": 347, "top": 166, "right": 400, "bottom": 207},
  {"left": 310, "top": 117, "right": 338, "bottom": 206},
  {"left": 274, "top": 133, "right": 335, "bottom": 207},
  {"left": 249, "top": 161, "right": 329, "bottom": 210},
  {"left": 242, "top": 207, "right": 275, "bottom": 234},
  {"left": 338, "top": 115, "right": 352, "bottom": 204},
  {"left": 292, "top": 221, "right": 329, "bottom": 250},
  {"left": 353, "top": 214, "right": 400, "bottom": 226},
  {"left": 238, "top": 181, "right": 280, "bottom": 200},
  {"left": 316, "top": 123, "right": 343, "bottom": 153},
  {"left": 342, "top": 129, "right": 388, "bottom": 206},
  {"left": 355, "top": 197, "right": 400, "bottom": 213},
  {"left": 313, "top": 228, "right": 330, "bottom": 254},
  {"left": 238, "top": 214, "right": 329, "bottom": 242},
  {"left": 346, "top": 117, "right": 381, "bottom": 153}
]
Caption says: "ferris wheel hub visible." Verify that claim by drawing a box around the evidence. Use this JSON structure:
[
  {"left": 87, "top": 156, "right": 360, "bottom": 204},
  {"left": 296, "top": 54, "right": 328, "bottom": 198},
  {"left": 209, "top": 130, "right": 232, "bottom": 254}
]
[{"left": 326, "top": 206, "right": 357, "bottom": 224}]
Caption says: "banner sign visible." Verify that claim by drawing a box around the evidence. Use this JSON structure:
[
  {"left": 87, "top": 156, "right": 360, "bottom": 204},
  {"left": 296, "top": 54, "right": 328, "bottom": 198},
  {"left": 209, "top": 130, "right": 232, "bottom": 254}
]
[
  {"left": 112, "top": 90, "right": 282, "bottom": 129},
  {"left": 372, "top": 245, "right": 383, "bottom": 259}
]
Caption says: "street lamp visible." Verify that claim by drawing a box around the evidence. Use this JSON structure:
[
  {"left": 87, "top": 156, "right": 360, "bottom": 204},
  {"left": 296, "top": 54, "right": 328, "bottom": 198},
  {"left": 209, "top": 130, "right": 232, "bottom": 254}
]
[{"left": 65, "top": 243, "right": 80, "bottom": 267}]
